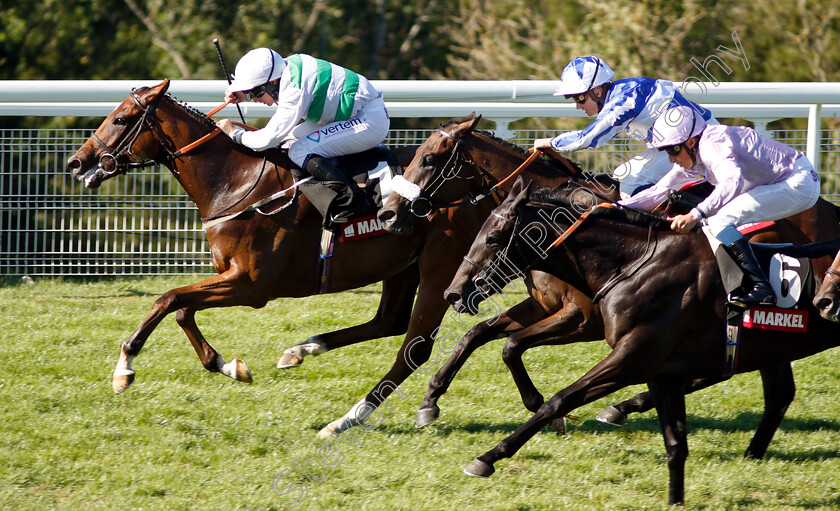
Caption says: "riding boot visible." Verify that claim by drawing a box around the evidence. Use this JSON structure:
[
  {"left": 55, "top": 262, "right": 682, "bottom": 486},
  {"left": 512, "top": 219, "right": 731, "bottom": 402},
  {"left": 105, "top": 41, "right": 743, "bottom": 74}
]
[
  {"left": 304, "top": 155, "right": 372, "bottom": 223},
  {"left": 723, "top": 237, "right": 776, "bottom": 307}
]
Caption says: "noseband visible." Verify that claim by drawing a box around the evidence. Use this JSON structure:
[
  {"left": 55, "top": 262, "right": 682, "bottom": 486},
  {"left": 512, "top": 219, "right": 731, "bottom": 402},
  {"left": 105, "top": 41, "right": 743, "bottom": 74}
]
[{"left": 825, "top": 267, "right": 840, "bottom": 292}]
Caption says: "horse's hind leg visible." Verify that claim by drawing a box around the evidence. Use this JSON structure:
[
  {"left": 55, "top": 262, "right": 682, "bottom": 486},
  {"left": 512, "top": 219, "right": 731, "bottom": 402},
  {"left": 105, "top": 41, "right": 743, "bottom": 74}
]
[
  {"left": 176, "top": 307, "right": 252, "bottom": 383},
  {"left": 597, "top": 375, "right": 729, "bottom": 425},
  {"left": 416, "top": 298, "right": 549, "bottom": 428},
  {"left": 745, "top": 362, "right": 795, "bottom": 459},
  {"left": 277, "top": 264, "right": 420, "bottom": 368}
]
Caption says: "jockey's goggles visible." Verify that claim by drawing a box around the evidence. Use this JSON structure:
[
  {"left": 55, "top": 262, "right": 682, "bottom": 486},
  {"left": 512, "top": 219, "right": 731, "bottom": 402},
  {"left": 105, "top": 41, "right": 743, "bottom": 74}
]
[
  {"left": 662, "top": 144, "right": 685, "bottom": 156},
  {"left": 565, "top": 93, "right": 588, "bottom": 104},
  {"left": 246, "top": 84, "right": 269, "bottom": 100}
]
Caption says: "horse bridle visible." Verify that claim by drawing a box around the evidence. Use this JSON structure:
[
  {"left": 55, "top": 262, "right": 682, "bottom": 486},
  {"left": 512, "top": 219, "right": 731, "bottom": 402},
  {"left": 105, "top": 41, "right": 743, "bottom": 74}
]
[
  {"left": 825, "top": 267, "right": 840, "bottom": 292},
  {"left": 90, "top": 90, "right": 182, "bottom": 175},
  {"left": 463, "top": 209, "right": 523, "bottom": 294},
  {"left": 405, "top": 128, "right": 496, "bottom": 218}
]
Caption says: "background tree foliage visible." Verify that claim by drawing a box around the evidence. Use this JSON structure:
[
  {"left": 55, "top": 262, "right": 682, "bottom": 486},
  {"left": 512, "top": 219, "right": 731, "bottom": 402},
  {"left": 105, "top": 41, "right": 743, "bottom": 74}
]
[{"left": 1, "top": 0, "right": 837, "bottom": 129}]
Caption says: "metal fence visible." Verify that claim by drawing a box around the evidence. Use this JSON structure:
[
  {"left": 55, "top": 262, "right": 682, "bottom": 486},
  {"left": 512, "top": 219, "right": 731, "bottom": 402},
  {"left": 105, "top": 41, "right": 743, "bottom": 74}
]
[{"left": 2, "top": 125, "right": 839, "bottom": 277}]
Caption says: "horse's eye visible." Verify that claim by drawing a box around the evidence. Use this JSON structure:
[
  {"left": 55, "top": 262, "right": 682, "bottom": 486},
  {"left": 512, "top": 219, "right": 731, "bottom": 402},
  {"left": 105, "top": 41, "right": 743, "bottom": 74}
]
[
  {"left": 487, "top": 231, "right": 506, "bottom": 248},
  {"left": 114, "top": 118, "right": 127, "bottom": 126},
  {"left": 423, "top": 154, "right": 434, "bottom": 167}
]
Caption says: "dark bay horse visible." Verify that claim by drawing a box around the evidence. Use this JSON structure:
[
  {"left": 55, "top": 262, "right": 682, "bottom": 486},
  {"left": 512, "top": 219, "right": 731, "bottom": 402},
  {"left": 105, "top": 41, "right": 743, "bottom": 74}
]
[
  {"left": 447, "top": 182, "right": 840, "bottom": 505},
  {"left": 381, "top": 115, "right": 840, "bottom": 442},
  {"left": 65, "top": 91, "right": 582, "bottom": 437}
]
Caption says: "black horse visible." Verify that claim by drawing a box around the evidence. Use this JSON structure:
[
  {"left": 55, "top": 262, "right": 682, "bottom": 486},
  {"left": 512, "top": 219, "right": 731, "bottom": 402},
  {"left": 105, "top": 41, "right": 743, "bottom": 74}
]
[{"left": 445, "top": 179, "right": 840, "bottom": 506}]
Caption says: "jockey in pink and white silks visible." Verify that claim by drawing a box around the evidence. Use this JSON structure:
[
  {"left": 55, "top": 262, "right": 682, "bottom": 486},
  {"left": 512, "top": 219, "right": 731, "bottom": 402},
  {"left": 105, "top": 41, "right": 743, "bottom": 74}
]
[
  {"left": 216, "top": 48, "right": 389, "bottom": 222},
  {"left": 618, "top": 105, "right": 821, "bottom": 307},
  {"left": 533, "top": 56, "right": 717, "bottom": 198}
]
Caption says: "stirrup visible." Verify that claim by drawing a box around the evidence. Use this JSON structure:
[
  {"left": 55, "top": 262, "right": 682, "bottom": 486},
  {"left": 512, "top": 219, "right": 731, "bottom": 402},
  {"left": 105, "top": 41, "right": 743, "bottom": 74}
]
[{"left": 727, "top": 286, "right": 775, "bottom": 308}]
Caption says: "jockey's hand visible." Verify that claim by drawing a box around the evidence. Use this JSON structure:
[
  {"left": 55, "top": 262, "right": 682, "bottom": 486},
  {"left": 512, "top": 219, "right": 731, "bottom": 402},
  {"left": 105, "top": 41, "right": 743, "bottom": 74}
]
[
  {"left": 216, "top": 119, "right": 237, "bottom": 137},
  {"left": 670, "top": 212, "right": 699, "bottom": 233},
  {"left": 533, "top": 138, "right": 554, "bottom": 152},
  {"left": 224, "top": 90, "right": 248, "bottom": 104}
]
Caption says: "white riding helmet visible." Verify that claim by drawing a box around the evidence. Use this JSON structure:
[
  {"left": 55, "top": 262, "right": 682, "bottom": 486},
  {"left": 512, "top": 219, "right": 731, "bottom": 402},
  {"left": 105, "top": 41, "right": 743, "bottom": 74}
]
[
  {"left": 227, "top": 48, "right": 286, "bottom": 93},
  {"left": 649, "top": 106, "right": 707, "bottom": 149},
  {"left": 553, "top": 56, "right": 615, "bottom": 96}
]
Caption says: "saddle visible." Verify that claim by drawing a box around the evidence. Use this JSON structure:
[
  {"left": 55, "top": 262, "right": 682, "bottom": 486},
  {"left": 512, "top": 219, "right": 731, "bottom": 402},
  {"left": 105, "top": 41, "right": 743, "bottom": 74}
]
[
  {"left": 289, "top": 146, "right": 403, "bottom": 230},
  {"left": 705, "top": 234, "right": 840, "bottom": 375}
]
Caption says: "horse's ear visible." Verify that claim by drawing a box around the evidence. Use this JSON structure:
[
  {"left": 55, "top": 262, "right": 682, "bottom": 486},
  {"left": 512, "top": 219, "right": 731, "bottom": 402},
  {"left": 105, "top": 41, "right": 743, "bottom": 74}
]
[
  {"left": 510, "top": 175, "right": 525, "bottom": 196},
  {"left": 147, "top": 79, "right": 170, "bottom": 99},
  {"left": 511, "top": 177, "right": 532, "bottom": 206},
  {"left": 451, "top": 112, "right": 481, "bottom": 138}
]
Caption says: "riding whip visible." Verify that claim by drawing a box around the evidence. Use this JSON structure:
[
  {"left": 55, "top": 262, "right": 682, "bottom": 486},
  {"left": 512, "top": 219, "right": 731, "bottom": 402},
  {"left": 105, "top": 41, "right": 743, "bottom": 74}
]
[{"left": 213, "top": 37, "right": 247, "bottom": 124}]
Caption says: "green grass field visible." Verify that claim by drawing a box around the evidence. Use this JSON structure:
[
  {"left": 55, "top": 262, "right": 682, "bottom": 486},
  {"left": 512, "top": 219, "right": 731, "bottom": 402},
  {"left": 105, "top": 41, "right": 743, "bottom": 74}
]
[{"left": 2, "top": 276, "right": 839, "bottom": 510}]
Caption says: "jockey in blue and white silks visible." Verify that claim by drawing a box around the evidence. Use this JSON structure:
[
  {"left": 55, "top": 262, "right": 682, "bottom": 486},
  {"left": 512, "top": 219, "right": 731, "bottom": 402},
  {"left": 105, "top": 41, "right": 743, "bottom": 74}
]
[
  {"left": 533, "top": 56, "right": 717, "bottom": 198},
  {"left": 216, "top": 48, "right": 389, "bottom": 222}
]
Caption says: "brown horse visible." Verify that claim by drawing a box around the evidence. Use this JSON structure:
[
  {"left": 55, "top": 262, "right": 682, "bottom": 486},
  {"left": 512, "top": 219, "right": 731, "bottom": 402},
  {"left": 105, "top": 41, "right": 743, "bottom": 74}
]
[
  {"left": 448, "top": 182, "right": 840, "bottom": 505},
  {"left": 382, "top": 115, "right": 840, "bottom": 450},
  {"left": 64, "top": 90, "right": 580, "bottom": 437},
  {"left": 814, "top": 249, "right": 840, "bottom": 320}
]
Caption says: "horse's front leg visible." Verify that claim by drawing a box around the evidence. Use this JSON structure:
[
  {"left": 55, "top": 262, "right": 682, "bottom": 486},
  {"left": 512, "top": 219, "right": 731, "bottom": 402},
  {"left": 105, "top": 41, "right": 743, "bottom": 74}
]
[
  {"left": 175, "top": 307, "right": 252, "bottom": 383},
  {"left": 277, "top": 264, "right": 419, "bottom": 368},
  {"left": 463, "top": 340, "right": 645, "bottom": 479},
  {"left": 416, "top": 298, "right": 546, "bottom": 428},
  {"left": 316, "top": 279, "right": 450, "bottom": 438},
  {"left": 501, "top": 296, "right": 602, "bottom": 412},
  {"left": 112, "top": 270, "right": 263, "bottom": 393},
  {"left": 647, "top": 378, "right": 689, "bottom": 506}
]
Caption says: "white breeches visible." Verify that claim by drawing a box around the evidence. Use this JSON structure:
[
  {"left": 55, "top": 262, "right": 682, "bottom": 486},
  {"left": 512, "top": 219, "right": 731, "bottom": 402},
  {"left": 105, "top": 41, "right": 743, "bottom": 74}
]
[
  {"left": 285, "top": 95, "right": 390, "bottom": 167},
  {"left": 706, "top": 156, "right": 821, "bottom": 236}
]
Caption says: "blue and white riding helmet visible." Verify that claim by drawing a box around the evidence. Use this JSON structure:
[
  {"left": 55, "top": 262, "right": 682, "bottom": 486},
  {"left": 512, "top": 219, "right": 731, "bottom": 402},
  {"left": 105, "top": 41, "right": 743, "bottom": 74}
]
[
  {"left": 649, "top": 106, "right": 707, "bottom": 149},
  {"left": 553, "top": 56, "right": 616, "bottom": 96},
  {"left": 227, "top": 48, "right": 286, "bottom": 94}
]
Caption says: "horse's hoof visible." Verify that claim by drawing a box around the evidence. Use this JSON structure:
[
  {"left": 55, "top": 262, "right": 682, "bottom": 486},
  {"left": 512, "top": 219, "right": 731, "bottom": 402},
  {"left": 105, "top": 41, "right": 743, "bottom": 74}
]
[
  {"left": 596, "top": 405, "right": 628, "bottom": 426},
  {"left": 112, "top": 372, "right": 135, "bottom": 394},
  {"left": 317, "top": 424, "right": 337, "bottom": 439},
  {"left": 464, "top": 458, "right": 495, "bottom": 478},
  {"left": 277, "top": 353, "right": 303, "bottom": 369},
  {"left": 549, "top": 416, "right": 566, "bottom": 435},
  {"left": 232, "top": 359, "right": 252, "bottom": 383},
  {"left": 415, "top": 405, "right": 440, "bottom": 428}
]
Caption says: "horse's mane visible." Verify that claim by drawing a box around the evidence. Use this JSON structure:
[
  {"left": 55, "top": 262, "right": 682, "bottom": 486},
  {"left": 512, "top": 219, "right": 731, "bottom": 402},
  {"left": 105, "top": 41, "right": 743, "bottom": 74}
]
[
  {"left": 164, "top": 94, "right": 219, "bottom": 132},
  {"left": 528, "top": 188, "right": 672, "bottom": 231}
]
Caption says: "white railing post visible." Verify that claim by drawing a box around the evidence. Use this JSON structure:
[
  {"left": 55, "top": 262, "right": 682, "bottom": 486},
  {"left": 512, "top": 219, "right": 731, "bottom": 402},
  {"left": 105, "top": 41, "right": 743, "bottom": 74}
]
[{"left": 807, "top": 104, "right": 822, "bottom": 172}]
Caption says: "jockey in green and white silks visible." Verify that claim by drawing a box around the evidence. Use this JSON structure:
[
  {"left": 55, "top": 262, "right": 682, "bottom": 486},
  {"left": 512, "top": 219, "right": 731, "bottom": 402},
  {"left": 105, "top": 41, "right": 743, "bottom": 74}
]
[
  {"left": 217, "top": 48, "right": 389, "bottom": 222},
  {"left": 222, "top": 48, "right": 389, "bottom": 167}
]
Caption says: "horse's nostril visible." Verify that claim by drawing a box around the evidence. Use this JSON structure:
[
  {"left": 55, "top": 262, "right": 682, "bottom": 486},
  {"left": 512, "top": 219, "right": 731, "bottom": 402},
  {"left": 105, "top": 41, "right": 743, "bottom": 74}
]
[
  {"left": 67, "top": 158, "right": 81, "bottom": 170},
  {"left": 445, "top": 291, "right": 461, "bottom": 306},
  {"left": 815, "top": 297, "right": 832, "bottom": 311},
  {"left": 378, "top": 209, "right": 395, "bottom": 223}
]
